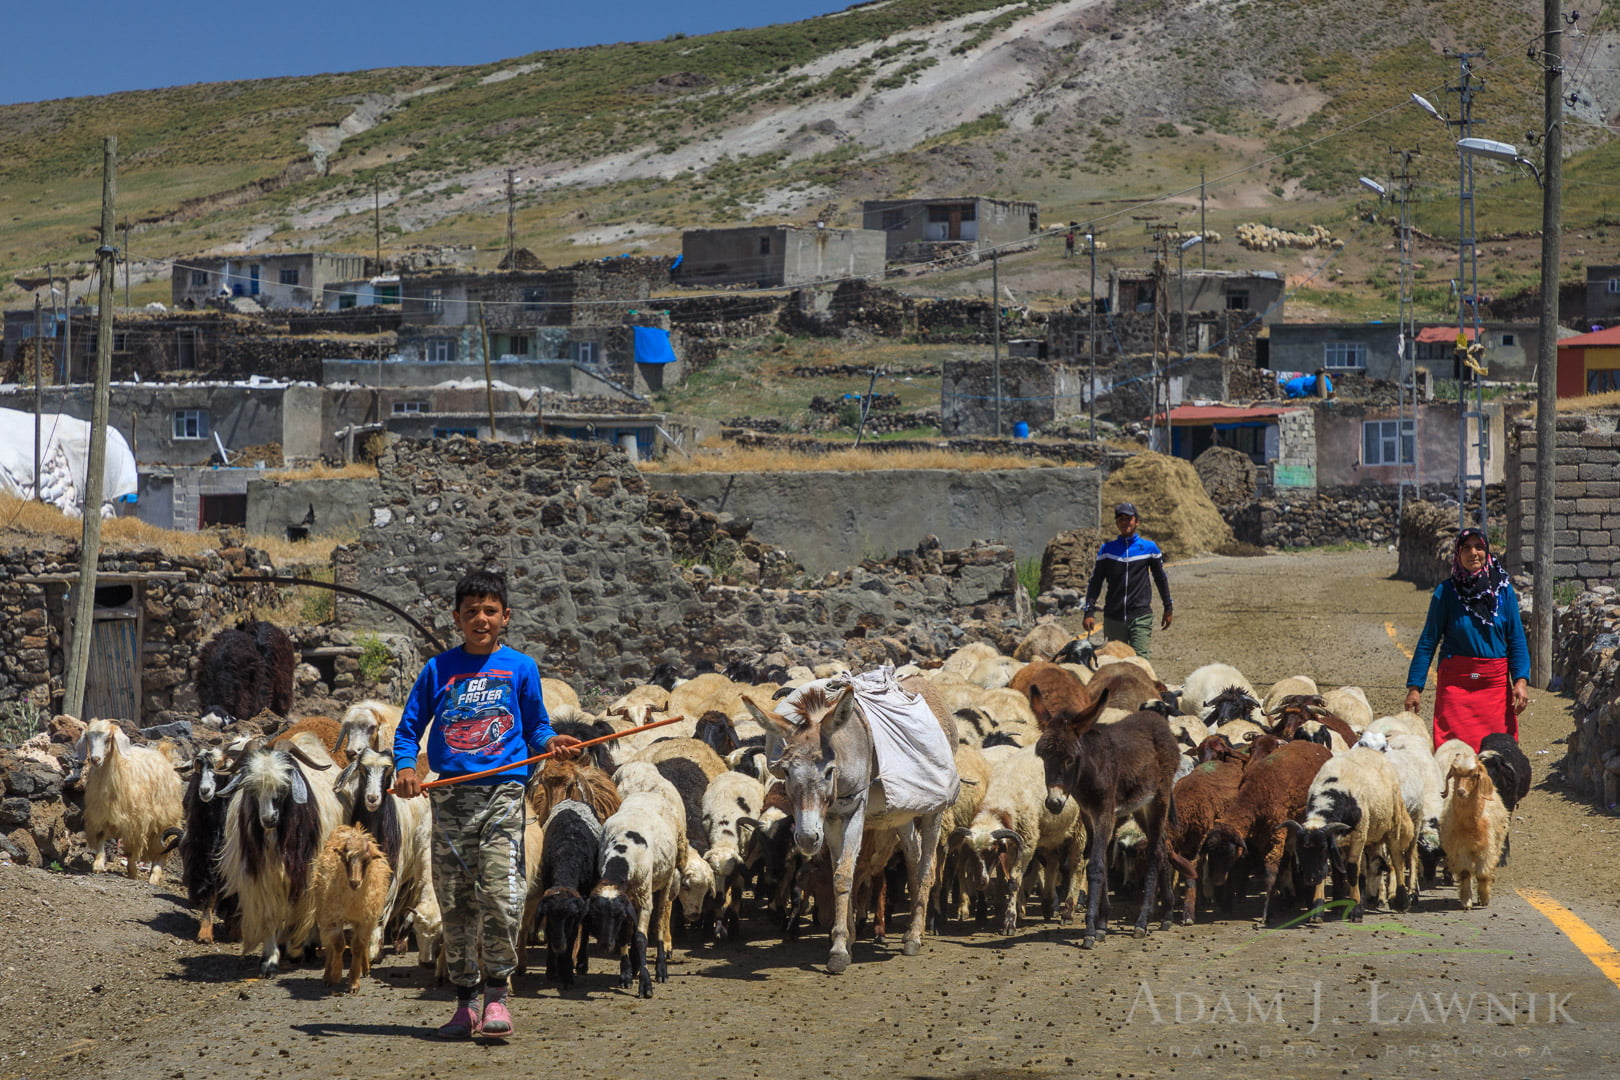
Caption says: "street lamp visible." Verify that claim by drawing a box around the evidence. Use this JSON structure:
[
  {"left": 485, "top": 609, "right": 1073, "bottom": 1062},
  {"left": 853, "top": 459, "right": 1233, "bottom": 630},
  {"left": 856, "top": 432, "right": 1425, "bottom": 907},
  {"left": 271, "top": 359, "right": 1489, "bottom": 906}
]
[
  {"left": 1359, "top": 176, "right": 1388, "bottom": 198},
  {"left": 1458, "top": 137, "right": 1543, "bottom": 186},
  {"left": 1410, "top": 92, "right": 1445, "bottom": 123}
]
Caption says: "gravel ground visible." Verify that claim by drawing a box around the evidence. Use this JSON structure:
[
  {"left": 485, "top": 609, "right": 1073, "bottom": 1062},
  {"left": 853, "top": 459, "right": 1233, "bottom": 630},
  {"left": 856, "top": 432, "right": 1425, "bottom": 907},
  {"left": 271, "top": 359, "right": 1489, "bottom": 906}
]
[{"left": 5, "top": 548, "right": 1619, "bottom": 1080}]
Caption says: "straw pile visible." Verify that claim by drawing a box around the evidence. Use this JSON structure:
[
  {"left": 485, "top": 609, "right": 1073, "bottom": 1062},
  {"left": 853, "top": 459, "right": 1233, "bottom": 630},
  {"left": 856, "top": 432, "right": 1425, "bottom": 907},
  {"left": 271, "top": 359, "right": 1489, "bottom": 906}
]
[{"left": 1101, "top": 452, "right": 1234, "bottom": 559}]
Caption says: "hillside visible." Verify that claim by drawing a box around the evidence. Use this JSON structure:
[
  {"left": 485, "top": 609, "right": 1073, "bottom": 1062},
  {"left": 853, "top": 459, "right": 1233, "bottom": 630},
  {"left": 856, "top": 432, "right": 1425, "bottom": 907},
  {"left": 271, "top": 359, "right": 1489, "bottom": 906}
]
[{"left": 1, "top": 0, "right": 1615, "bottom": 319}]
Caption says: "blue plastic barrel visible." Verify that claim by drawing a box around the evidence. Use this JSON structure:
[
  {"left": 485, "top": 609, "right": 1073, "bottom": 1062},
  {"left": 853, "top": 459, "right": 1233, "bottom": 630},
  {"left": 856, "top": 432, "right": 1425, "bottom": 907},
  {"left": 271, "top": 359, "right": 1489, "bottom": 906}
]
[{"left": 1012, "top": 421, "right": 1030, "bottom": 439}]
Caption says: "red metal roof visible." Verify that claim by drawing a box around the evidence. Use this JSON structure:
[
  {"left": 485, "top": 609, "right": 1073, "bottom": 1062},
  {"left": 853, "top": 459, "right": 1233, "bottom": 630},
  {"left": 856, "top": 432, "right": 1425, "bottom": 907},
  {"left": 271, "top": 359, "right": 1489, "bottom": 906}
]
[
  {"left": 1415, "top": 326, "right": 1479, "bottom": 344},
  {"left": 1168, "top": 405, "right": 1299, "bottom": 423},
  {"left": 1558, "top": 325, "right": 1620, "bottom": 348}
]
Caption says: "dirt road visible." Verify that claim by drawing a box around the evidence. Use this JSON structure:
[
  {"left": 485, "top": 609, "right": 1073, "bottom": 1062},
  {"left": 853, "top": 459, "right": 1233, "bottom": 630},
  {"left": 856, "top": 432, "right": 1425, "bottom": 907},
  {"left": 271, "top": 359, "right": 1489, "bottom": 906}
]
[{"left": 5, "top": 549, "right": 1620, "bottom": 1080}]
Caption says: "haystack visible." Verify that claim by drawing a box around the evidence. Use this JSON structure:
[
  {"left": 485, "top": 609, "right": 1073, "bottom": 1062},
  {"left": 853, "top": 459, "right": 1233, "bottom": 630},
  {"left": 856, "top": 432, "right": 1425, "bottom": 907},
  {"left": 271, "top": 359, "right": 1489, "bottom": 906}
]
[{"left": 1101, "top": 452, "right": 1233, "bottom": 560}]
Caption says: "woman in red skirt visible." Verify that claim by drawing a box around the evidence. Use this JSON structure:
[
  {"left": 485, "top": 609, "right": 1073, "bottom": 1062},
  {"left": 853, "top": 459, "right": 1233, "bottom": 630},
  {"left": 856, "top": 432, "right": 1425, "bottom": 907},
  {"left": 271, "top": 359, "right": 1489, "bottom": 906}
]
[{"left": 1404, "top": 527, "right": 1529, "bottom": 750}]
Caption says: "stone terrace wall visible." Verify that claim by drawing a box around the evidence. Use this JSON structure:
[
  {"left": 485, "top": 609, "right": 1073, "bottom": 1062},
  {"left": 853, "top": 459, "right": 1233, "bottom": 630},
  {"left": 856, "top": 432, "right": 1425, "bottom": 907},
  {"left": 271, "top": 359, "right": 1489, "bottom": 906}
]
[
  {"left": 334, "top": 438, "right": 1032, "bottom": 687},
  {"left": 1505, "top": 414, "right": 1620, "bottom": 586}
]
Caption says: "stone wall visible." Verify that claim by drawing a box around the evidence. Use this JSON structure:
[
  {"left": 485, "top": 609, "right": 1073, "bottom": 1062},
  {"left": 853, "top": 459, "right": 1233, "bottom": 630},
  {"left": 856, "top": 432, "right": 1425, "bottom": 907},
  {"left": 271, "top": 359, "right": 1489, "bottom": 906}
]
[
  {"left": 0, "top": 546, "right": 282, "bottom": 722},
  {"left": 1230, "top": 485, "right": 1506, "bottom": 553},
  {"left": 1046, "top": 310, "right": 1261, "bottom": 364},
  {"left": 1552, "top": 586, "right": 1620, "bottom": 808},
  {"left": 1505, "top": 414, "right": 1620, "bottom": 585},
  {"left": 334, "top": 438, "right": 1034, "bottom": 687}
]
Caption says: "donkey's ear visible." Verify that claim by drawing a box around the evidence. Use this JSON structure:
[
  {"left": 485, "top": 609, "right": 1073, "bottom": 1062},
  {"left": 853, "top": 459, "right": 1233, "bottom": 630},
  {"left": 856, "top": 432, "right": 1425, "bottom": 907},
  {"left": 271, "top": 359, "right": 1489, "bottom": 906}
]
[
  {"left": 819, "top": 687, "right": 860, "bottom": 738},
  {"left": 742, "top": 695, "right": 796, "bottom": 740}
]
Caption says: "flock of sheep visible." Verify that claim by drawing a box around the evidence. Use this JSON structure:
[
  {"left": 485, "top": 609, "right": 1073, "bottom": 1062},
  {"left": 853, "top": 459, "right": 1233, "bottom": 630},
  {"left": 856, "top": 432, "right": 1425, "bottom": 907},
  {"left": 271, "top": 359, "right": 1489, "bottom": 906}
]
[{"left": 63, "top": 619, "right": 1532, "bottom": 996}]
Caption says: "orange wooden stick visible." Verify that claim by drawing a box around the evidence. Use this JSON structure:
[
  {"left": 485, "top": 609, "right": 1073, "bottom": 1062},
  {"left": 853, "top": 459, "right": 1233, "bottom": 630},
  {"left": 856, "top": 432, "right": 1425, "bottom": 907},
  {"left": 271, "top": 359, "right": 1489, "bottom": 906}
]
[{"left": 392, "top": 714, "right": 687, "bottom": 793}]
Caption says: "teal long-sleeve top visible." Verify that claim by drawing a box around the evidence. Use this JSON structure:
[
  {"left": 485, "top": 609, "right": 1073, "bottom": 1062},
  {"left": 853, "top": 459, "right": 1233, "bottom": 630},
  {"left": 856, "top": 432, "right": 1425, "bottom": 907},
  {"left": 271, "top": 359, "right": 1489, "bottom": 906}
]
[{"left": 1405, "top": 579, "right": 1530, "bottom": 689}]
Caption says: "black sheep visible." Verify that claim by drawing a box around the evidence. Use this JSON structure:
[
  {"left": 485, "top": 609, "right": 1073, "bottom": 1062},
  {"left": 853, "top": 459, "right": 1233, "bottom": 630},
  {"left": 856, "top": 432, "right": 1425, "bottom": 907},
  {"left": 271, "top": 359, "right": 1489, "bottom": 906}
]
[
  {"left": 195, "top": 629, "right": 263, "bottom": 722},
  {"left": 538, "top": 800, "right": 603, "bottom": 991}
]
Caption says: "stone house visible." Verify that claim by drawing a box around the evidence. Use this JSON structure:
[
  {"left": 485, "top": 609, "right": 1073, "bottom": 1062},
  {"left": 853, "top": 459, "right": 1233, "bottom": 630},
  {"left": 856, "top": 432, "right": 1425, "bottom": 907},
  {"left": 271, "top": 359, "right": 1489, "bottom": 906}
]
[
  {"left": 395, "top": 260, "right": 681, "bottom": 394},
  {"left": 678, "top": 225, "right": 886, "bottom": 287},
  {"left": 1108, "top": 268, "right": 1285, "bottom": 324},
  {"left": 861, "top": 196, "right": 1040, "bottom": 262},
  {"left": 171, "top": 252, "right": 371, "bottom": 309},
  {"left": 1584, "top": 265, "right": 1620, "bottom": 324},
  {"left": 939, "top": 356, "right": 1087, "bottom": 436},
  {"left": 1263, "top": 321, "right": 1542, "bottom": 382}
]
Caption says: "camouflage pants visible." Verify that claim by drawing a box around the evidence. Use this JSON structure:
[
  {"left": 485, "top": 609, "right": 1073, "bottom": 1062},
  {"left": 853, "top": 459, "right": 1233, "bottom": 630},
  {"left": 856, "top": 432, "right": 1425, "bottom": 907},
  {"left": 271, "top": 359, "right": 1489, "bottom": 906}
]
[{"left": 430, "top": 781, "right": 527, "bottom": 989}]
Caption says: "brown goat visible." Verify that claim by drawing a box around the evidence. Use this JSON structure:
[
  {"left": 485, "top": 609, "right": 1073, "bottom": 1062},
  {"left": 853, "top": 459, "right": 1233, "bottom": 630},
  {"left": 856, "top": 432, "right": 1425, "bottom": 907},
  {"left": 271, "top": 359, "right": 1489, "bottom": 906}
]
[
  {"left": 1265, "top": 695, "right": 1357, "bottom": 751},
  {"left": 311, "top": 825, "right": 392, "bottom": 993},
  {"left": 1439, "top": 761, "right": 1509, "bottom": 910},
  {"left": 1024, "top": 666, "right": 1190, "bottom": 948},
  {"left": 1082, "top": 662, "right": 1166, "bottom": 715}
]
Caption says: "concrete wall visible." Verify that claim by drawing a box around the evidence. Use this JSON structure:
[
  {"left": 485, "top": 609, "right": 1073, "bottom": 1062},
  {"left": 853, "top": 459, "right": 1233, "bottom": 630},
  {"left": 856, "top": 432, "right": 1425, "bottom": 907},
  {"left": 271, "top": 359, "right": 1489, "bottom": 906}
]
[
  {"left": 1585, "top": 267, "right": 1620, "bottom": 323},
  {"left": 1311, "top": 401, "right": 1505, "bottom": 487},
  {"left": 646, "top": 466, "right": 1102, "bottom": 574},
  {"left": 139, "top": 467, "right": 254, "bottom": 530},
  {"left": 1110, "top": 272, "right": 1285, "bottom": 323},
  {"left": 323, "top": 358, "right": 629, "bottom": 397},
  {"left": 246, "top": 476, "right": 381, "bottom": 539},
  {"left": 1505, "top": 414, "right": 1620, "bottom": 584},
  {"left": 862, "top": 197, "right": 1039, "bottom": 258},
  {"left": 1273, "top": 409, "right": 1317, "bottom": 490},
  {"left": 171, "top": 253, "right": 369, "bottom": 309},
  {"left": 680, "top": 226, "right": 887, "bottom": 287},
  {"left": 1267, "top": 322, "right": 1539, "bottom": 381}
]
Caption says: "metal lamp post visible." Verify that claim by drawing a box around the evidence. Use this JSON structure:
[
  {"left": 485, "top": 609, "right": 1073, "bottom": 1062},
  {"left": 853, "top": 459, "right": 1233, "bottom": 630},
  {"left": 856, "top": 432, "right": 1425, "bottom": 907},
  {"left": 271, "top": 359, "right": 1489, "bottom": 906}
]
[{"left": 1175, "top": 236, "right": 1203, "bottom": 455}]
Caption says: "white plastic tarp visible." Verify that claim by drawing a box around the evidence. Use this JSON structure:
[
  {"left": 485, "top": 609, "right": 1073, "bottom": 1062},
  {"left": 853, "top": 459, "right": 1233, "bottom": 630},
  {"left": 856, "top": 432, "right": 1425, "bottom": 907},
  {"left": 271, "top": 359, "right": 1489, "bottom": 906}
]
[{"left": 0, "top": 408, "right": 139, "bottom": 517}]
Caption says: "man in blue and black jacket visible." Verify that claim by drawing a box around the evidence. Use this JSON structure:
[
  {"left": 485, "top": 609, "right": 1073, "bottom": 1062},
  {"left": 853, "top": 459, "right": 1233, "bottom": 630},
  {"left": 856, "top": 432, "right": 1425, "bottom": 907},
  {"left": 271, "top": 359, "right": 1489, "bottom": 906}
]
[{"left": 1081, "top": 502, "right": 1174, "bottom": 658}]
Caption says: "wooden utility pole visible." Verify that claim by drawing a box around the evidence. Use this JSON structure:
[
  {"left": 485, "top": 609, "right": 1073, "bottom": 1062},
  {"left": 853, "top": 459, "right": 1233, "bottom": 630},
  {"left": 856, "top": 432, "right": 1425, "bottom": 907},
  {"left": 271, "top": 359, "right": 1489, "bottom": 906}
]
[
  {"left": 992, "top": 249, "right": 1002, "bottom": 436},
  {"left": 122, "top": 222, "right": 130, "bottom": 308},
  {"left": 373, "top": 180, "right": 382, "bottom": 271},
  {"left": 1087, "top": 224, "right": 1098, "bottom": 441},
  {"left": 1531, "top": 0, "right": 1563, "bottom": 687},
  {"left": 506, "top": 169, "right": 518, "bottom": 267},
  {"left": 64, "top": 137, "right": 117, "bottom": 719},
  {"left": 478, "top": 301, "right": 498, "bottom": 440},
  {"left": 33, "top": 296, "right": 42, "bottom": 499}
]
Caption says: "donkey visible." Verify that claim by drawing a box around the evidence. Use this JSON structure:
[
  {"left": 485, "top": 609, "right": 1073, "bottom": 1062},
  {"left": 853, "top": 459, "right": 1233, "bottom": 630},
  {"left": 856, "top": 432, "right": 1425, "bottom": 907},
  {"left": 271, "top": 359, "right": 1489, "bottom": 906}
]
[
  {"left": 1023, "top": 667, "right": 1191, "bottom": 949},
  {"left": 744, "top": 674, "right": 957, "bottom": 974}
]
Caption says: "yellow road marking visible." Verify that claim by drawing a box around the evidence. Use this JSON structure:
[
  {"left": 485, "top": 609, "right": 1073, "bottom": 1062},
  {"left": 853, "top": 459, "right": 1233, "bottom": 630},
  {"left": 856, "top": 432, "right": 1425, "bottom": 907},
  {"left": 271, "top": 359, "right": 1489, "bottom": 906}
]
[
  {"left": 1519, "top": 888, "right": 1620, "bottom": 991},
  {"left": 1384, "top": 621, "right": 1414, "bottom": 660}
]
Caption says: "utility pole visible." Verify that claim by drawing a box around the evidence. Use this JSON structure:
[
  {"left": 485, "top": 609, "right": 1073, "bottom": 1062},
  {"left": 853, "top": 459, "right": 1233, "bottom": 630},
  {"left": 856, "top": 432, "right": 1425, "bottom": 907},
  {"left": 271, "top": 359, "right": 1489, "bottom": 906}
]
[
  {"left": 478, "top": 301, "right": 499, "bottom": 441},
  {"left": 33, "top": 296, "right": 42, "bottom": 500},
  {"left": 1531, "top": 0, "right": 1564, "bottom": 688},
  {"left": 1199, "top": 169, "right": 1207, "bottom": 269},
  {"left": 373, "top": 180, "right": 382, "bottom": 272},
  {"left": 121, "top": 222, "right": 130, "bottom": 308},
  {"left": 1087, "top": 224, "right": 1098, "bottom": 441},
  {"left": 1392, "top": 148, "right": 1422, "bottom": 525},
  {"left": 1144, "top": 222, "right": 1172, "bottom": 452},
  {"left": 1447, "top": 50, "right": 1489, "bottom": 533},
  {"left": 992, "top": 249, "right": 1002, "bottom": 437},
  {"left": 64, "top": 136, "right": 117, "bottom": 720},
  {"left": 506, "top": 169, "right": 518, "bottom": 268}
]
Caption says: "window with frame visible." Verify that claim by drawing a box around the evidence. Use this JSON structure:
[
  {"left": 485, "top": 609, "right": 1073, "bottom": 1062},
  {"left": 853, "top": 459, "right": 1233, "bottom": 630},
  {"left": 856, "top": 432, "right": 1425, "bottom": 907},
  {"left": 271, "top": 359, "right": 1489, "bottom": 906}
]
[
  {"left": 570, "top": 340, "right": 597, "bottom": 366},
  {"left": 432, "top": 427, "right": 478, "bottom": 439},
  {"left": 279, "top": 269, "right": 299, "bottom": 286},
  {"left": 1362, "top": 418, "right": 1414, "bottom": 466},
  {"left": 391, "top": 400, "right": 429, "bottom": 415},
  {"left": 427, "top": 338, "right": 456, "bottom": 363},
  {"left": 374, "top": 283, "right": 400, "bottom": 304},
  {"left": 1323, "top": 341, "right": 1368, "bottom": 369},
  {"left": 522, "top": 287, "right": 545, "bottom": 312},
  {"left": 881, "top": 209, "right": 904, "bottom": 230},
  {"left": 336, "top": 292, "right": 357, "bottom": 310},
  {"left": 759, "top": 235, "right": 772, "bottom": 255},
  {"left": 173, "top": 408, "right": 209, "bottom": 440},
  {"left": 1500, "top": 333, "right": 1516, "bottom": 347},
  {"left": 506, "top": 334, "right": 530, "bottom": 356},
  {"left": 1225, "top": 290, "right": 1249, "bottom": 310},
  {"left": 423, "top": 287, "right": 444, "bottom": 314},
  {"left": 1608, "top": 278, "right": 1620, "bottom": 294},
  {"left": 189, "top": 269, "right": 208, "bottom": 287}
]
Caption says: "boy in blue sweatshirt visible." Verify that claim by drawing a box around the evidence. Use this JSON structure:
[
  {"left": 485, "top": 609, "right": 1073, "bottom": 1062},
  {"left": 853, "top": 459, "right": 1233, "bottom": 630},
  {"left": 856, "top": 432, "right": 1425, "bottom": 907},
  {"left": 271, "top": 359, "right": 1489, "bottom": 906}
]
[{"left": 394, "top": 569, "right": 581, "bottom": 1039}]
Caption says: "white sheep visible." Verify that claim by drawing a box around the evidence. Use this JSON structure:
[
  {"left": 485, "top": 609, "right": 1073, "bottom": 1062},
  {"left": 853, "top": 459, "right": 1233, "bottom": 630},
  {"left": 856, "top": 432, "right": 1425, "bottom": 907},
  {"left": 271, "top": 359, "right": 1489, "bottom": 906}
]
[
  {"left": 949, "top": 746, "right": 1087, "bottom": 934},
  {"left": 1320, "top": 686, "right": 1374, "bottom": 733},
  {"left": 701, "top": 770, "right": 766, "bottom": 940},
  {"left": 589, "top": 791, "right": 684, "bottom": 997},
  {"left": 1289, "top": 746, "right": 1415, "bottom": 921},
  {"left": 1180, "top": 663, "right": 1256, "bottom": 718},
  {"left": 1367, "top": 712, "right": 1431, "bottom": 744},
  {"left": 1262, "top": 675, "right": 1319, "bottom": 713},
  {"left": 77, "top": 718, "right": 184, "bottom": 885},
  {"left": 1356, "top": 730, "right": 1446, "bottom": 892}
]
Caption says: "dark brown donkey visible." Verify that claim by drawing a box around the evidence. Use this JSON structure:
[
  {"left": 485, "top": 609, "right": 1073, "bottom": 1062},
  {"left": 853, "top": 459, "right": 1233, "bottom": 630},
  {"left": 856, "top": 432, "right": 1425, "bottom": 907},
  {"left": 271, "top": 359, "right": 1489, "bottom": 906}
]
[{"left": 1023, "top": 667, "right": 1191, "bottom": 949}]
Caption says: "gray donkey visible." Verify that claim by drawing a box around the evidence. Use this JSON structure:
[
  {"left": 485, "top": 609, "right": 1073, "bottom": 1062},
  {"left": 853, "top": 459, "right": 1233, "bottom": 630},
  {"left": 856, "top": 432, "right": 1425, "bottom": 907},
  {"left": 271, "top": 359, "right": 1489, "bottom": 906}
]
[{"left": 745, "top": 674, "right": 957, "bottom": 973}]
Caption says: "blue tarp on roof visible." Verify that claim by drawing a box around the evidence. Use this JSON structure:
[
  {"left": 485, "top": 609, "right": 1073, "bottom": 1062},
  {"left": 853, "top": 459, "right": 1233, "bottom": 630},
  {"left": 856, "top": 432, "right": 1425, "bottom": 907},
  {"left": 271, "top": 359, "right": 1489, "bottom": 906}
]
[{"left": 634, "top": 326, "right": 678, "bottom": 365}]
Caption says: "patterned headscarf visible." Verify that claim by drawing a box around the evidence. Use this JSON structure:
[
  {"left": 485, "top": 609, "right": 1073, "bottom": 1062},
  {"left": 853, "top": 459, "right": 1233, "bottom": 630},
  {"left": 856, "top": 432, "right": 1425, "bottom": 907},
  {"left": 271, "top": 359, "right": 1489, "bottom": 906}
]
[{"left": 1450, "top": 527, "right": 1509, "bottom": 625}]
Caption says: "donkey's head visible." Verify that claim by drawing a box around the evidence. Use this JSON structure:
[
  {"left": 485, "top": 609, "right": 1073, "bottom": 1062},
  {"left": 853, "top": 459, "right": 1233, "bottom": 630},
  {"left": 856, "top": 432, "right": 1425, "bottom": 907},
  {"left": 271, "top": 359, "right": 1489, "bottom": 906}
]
[{"left": 743, "top": 685, "right": 861, "bottom": 858}]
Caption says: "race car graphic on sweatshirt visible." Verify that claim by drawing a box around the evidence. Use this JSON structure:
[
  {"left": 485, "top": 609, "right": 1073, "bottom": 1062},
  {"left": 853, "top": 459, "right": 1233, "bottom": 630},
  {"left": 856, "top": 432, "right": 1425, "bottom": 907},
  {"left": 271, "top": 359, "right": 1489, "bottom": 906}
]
[{"left": 440, "top": 671, "right": 516, "bottom": 755}]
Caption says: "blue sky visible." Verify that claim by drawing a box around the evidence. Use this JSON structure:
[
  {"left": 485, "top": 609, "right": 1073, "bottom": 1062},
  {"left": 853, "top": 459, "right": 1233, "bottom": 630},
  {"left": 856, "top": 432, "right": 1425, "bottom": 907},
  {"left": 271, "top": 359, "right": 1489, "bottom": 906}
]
[{"left": 1, "top": 1, "right": 856, "bottom": 106}]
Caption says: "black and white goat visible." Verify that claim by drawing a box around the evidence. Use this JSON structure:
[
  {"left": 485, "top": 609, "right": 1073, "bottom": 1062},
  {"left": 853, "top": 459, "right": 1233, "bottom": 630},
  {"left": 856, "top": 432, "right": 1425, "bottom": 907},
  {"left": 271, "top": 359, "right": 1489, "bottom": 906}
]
[
  {"left": 537, "top": 798, "right": 603, "bottom": 991},
  {"left": 217, "top": 734, "right": 342, "bottom": 976},
  {"left": 174, "top": 747, "right": 239, "bottom": 943}
]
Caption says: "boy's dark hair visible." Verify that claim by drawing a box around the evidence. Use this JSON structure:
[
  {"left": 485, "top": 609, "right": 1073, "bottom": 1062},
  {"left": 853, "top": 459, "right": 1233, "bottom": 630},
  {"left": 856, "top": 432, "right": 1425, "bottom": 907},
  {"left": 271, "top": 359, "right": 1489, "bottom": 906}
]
[{"left": 454, "top": 569, "right": 509, "bottom": 610}]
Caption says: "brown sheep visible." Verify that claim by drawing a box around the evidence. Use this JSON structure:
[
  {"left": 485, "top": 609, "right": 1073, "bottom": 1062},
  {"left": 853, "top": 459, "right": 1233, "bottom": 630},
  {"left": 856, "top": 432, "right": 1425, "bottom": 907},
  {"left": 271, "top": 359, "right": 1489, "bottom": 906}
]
[
  {"left": 527, "top": 757, "right": 622, "bottom": 825},
  {"left": 311, "top": 825, "right": 393, "bottom": 993},
  {"left": 1168, "top": 757, "right": 1246, "bottom": 923},
  {"left": 270, "top": 715, "right": 350, "bottom": 769},
  {"left": 1199, "top": 739, "right": 1334, "bottom": 926}
]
